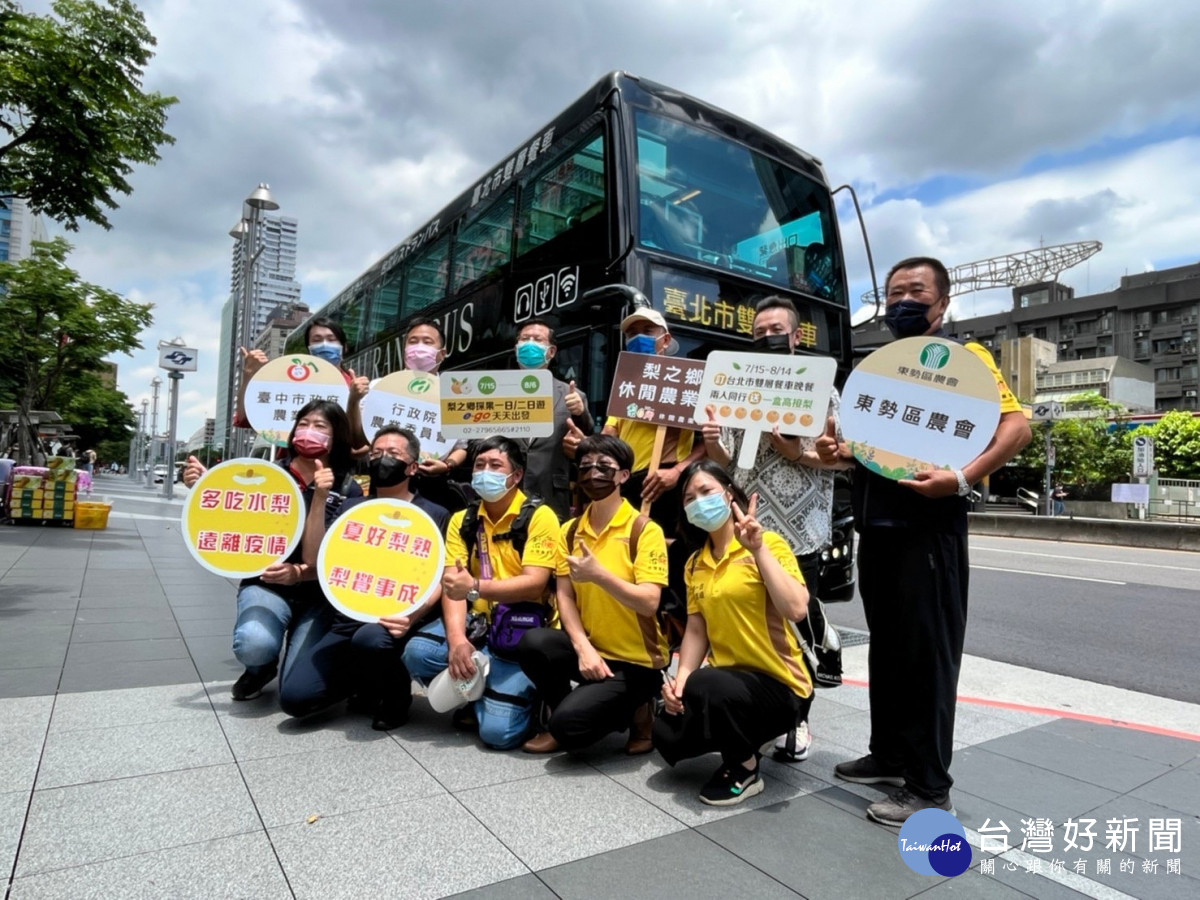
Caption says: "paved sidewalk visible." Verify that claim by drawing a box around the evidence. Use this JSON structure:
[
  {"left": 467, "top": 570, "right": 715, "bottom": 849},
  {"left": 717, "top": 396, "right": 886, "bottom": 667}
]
[{"left": 2, "top": 513, "right": 1198, "bottom": 899}]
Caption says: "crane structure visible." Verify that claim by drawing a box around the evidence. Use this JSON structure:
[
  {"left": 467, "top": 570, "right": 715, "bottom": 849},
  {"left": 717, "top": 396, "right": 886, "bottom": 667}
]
[{"left": 860, "top": 240, "right": 1103, "bottom": 307}]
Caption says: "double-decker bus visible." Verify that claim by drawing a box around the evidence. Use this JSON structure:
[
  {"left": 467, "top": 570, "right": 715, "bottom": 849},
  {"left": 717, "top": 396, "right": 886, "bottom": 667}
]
[{"left": 287, "top": 70, "right": 859, "bottom": 597}]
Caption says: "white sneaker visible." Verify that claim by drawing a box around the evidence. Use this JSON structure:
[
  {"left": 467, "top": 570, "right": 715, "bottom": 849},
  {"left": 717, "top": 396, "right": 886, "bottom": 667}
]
[{"left": 772, "top": 721, "right": 812, "bottom": 762}]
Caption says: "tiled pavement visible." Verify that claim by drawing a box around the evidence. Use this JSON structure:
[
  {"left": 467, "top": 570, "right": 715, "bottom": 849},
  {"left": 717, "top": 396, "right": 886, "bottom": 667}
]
[{"left": 2, "top": 513, "right": 1198, "bottom": 899}]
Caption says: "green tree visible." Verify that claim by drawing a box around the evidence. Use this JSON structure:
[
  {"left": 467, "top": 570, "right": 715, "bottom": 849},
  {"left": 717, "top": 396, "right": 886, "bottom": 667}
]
[
  {"left": 1012, "top": 392, "right": 1131, "bottom": 495},
  {"left": 60, "top": 381, "right": 136, "bottom": 450},
  {"left": 0, "top": 236, "right": 152, "bottom": 463},
  {"left": 0, "top": 0, "right": 177, "bottom": 230},
  {"left": 1151, "top": 411, "right": 1200, "bottom": 479}
]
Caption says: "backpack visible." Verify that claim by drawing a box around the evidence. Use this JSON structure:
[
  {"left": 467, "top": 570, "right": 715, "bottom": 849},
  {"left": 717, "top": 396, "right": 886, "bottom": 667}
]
[
  {"left": 458, "top": 494, "right": 546, "bottom": 562},
  {"left": 563, "top": 513, "right": 648, "bottom": 564}
]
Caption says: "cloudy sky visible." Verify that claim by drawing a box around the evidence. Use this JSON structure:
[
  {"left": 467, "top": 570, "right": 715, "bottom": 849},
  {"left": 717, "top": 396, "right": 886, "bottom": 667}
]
[{"left": 34, "top": 0, "right": 1200, "bottom": 444}]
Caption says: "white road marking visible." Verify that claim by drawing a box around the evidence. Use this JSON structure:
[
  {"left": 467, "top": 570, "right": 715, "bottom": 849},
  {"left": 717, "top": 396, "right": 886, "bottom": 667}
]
[
  {"left": 973, "top": 545, "right": 1197, "bottom": 571},
  {"left": 972, "top": 564, "right": 1125, "bottom": 585}
]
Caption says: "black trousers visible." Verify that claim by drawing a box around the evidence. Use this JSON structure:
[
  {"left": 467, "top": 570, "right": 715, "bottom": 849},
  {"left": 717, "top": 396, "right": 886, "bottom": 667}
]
[
  {"left": 517, "top": 628, "right": 663, "bottom": 750},
  {"left": 279, "top": 615, "right": 421, "bottom": 718},
  {"left": 652, "top": 668, "right": 799, "bottom": 768},
  {"left": 857, "top": 527, "right": 969, "bottom": 799}
]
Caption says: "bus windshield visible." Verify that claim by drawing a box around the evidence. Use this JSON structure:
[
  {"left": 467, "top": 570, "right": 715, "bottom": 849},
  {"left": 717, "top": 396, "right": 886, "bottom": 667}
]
[{"left": 635, "top": 109, "right": 843, "bottom": 306}]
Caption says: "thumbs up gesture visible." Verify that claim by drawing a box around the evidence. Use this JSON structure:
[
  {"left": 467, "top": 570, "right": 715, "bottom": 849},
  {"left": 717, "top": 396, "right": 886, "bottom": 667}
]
[
  {"left": 566, "top": 540, "right": 602, "bottom": 584},
  {"left": 347, "top": 368, "right": 369, "bottom": 402},
  {"left": 564, "top": 379, "right": 584, "bottom": 416},
  {"left": 442, "top": 557, "right": 477, "bottom": 601},
  {"left": 563, "top": 418, "right": 586, "bottom": 458},
  {"left": 814, "top": 416, "right": 843, "bottom": 466},
  {"left": 183, "top": 455, "right": 206, "bottom": 488},
  {"left": 311, "top": 459, "right": 334, "bottom": 494},
  {"left": 700, "top": 404, "right": 722, "bottom": 447},
  {"left": 239, "top": 346, "right": 268, "bottom": 379}
]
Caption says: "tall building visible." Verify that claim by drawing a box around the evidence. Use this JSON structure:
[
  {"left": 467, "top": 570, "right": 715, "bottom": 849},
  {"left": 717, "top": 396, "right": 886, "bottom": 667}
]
[
  {"left": 216, "top": 212, "right": 302, "bottom": 451},
  {"left": 0, "top": 196, "right": 49, "bottom": 263},
  {"left": 253, "top": 302, "right": 310, "bottom": 359},
  {"left": 853, "top": 261, "right": 1200, "bottom": 413}
]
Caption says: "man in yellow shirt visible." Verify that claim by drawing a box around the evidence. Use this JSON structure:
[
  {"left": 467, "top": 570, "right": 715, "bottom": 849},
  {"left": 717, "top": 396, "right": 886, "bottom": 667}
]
[
  {"left": 517, "top": 435, "right": 669, "bottom": 755},
  {"left": 401, "top": 436, "right": 559, "bottom": 749},
  {"left": 818, "top": 256, "right": 1031, "bottom": 827}
]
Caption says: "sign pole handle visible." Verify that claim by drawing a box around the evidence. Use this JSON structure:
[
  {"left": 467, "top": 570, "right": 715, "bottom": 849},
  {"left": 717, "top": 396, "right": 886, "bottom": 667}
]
[{"left": 641, "top": 426, "right": 667, "bottom": 515}]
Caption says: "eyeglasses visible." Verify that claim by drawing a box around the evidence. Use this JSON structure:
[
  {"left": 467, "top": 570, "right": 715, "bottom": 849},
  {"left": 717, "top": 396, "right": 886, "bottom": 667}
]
[{"left": 369, "top": 451, "right": 414, "bottom": 464}]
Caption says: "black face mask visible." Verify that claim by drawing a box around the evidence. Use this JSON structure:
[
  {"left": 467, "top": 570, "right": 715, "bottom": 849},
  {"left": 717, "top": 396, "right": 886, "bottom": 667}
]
[
  {"left": 578, "top": 465, "right": 620, "bottom": 502},
  {"left": 884, "top": 300, "right": 933, "bottom": 339},
  {"left": 368, "top": 455, "right": 410, "bottom": 489},
  {"left": 751, "top": 333, "right": 792, "bottom": 354}
]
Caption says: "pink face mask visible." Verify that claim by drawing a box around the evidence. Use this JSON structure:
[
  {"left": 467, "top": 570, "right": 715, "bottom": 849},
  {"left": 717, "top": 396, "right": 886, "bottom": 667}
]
[
  {"left": 292, "top": 428, "right": 331, "bottom": 459},
  {"left": 404, "top": 344, "right": 440, "bottom": 372}
]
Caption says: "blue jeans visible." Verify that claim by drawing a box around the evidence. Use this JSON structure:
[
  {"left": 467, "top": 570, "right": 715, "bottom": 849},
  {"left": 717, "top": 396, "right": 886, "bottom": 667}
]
[
  {"left": 232, "top": 583, "right": 327, "bottom": 685},
  {"left": 402, "top": 618, "right": 538, "bottom": 750}
]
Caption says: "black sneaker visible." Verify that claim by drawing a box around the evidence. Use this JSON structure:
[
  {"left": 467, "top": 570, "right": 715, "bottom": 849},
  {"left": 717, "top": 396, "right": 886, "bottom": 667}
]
[
  {"left": 371, "top": 699, "right": 410, "bottom": 732},
  {"left": 699, "top": 760, "right": 764, "bottom": 807},
  {"left": 834, "top": 754, "right": 904, "bottom": 787},
  {"left": 866, "top": 787, "right": 954, "bottom": 827},
  {"left": 230, "top": 664, "right": 277, "bottom": 701}
]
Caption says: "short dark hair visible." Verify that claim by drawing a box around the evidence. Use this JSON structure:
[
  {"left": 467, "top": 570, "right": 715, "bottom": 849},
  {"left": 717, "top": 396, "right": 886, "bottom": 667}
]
[
  {"left": 886, "top": 256, "right": 951, "bottom": 299},
  {"left": 518, "top": 317, "right": 557, "bottom": 345},
  {"left": 373, "top": 425, "right": 420, "bottom": 460},
  {"left": 305, "top": 316, "right": 348, "bottom": 348},
  {"left": 754, "top": 295, "right": 800, "bottom": 330},
  {"left": 403, "top": 316, "right": 446, "bottom": 348},
  {"left": 287, "top": 399, "right": 353, "bottom": 474},
  {"left": 471, "top": 435, "right": 526, "bottom": 473},
  {"left": 577, "top": 434, "right": 633, "bottom": 472}
]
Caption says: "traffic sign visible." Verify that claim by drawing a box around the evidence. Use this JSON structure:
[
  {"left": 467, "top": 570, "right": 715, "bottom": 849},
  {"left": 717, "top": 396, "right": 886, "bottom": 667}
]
[
  {"left": 1132, "top": 435, "right": 1154, "bottom": 477},
  {"left": 1032, "top": 402, "right": 1062, "bottom": 422}
]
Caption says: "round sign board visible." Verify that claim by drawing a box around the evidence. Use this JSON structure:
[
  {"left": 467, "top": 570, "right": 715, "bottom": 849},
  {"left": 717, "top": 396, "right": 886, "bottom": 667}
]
[
  {"left": 840, "top": 338, "right": 1002, "bottom": 480},
  {"left": 358, "top": 370, "right": 455, "bottom": 459},
  {"left": 244, "top": 354, "right": 350, "bottom": 447},
  {"left": 181, "top": 459, "right": 306, "bottom": 577},
  {"left": 316, "top": 498, "right": 446, "bottom": 624}
]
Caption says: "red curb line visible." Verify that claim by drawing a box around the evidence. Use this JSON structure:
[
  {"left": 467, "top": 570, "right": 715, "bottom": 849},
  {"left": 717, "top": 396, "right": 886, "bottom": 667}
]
[{"left": 839, "top": 677, "right": 1200, "bottom": 743}]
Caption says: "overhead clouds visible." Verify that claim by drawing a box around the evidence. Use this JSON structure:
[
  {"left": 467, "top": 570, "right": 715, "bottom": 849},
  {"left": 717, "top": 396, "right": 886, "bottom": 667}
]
[{"left": 40, "top": 0, "right": 1200, "bottom": 439}]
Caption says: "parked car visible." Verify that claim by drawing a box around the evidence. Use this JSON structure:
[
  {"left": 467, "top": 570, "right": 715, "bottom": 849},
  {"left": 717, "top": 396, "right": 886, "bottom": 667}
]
[{"left": 153, "top": 464, "right": 169, "bottom": 483}]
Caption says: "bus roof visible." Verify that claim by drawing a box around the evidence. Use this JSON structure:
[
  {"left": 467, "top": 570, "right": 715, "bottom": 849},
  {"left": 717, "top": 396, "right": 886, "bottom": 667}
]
[{"left": 290, "top": 71, "right": 831, "bottom": 347}]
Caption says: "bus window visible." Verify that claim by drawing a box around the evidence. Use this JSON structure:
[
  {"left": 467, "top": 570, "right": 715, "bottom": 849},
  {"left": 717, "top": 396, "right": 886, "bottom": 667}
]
[
  {"left": 368, "top": 267, "right": 402, "bottom": 347},
  {"left": 634, "top": 110, "right": 843, "bottom": 305},
  {"left": 452, "top": 190, "right": 514, "bottom": 293},
  {"left": 402, "top": 234, "right": 450, "bottom": 317},
  {"left": 339, "top": 291, "right": 366, "bottom": 355},
  {"left": 517, "top": 134, "right": 605, "bottom": 256}
]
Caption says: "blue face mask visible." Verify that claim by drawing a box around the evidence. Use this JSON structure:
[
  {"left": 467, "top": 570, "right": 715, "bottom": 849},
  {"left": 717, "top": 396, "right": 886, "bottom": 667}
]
[
  {"left": 685, "top": 491, "right": 732, "bottom": 533},
  {"left": 515, "top": 340, "right": 548, "bottom": 369},
  {"left": 626, "top": 334, "right": 658, "bottom": 355},
  {"left": 472, "top": 469, "right": 511, "bottom": 502},
  {"left": 884, "top": 300, "right": 932, "bottom": 339},
  {"left": 308, "top": 342, "right": 343, "bottom": 365}
]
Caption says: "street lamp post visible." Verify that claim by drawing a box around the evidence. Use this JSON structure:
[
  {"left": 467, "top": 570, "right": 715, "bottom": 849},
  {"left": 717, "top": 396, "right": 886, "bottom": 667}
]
[
  {"left": 157, "top": 338, "right": 198, "bottom": 501},
  {"left": 138, "top": 400, "right": 148, "bottom": 481},
  {"left": 229, "top": 182, "right": 280, "bottom": 459},
  {"left": 149, "top": 376, "right": 162, "bottom": 481},
  {"left": 126, "top": 404, "right": 139, "bottom": 480}
]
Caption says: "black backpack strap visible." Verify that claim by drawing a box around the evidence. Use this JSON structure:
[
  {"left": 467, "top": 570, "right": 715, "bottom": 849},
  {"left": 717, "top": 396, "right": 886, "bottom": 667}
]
[
  {"left": 458, "top": 502, "right": 482, "bottom": 564},
  {"left": 565, "top": 517, "right": 580, "bottom": 555},
  {"left": 492, "top": 495, "right": 543, "bottom": 558},
  {"left": 628, "top": 514, "right": 648, "bottom": 564}
]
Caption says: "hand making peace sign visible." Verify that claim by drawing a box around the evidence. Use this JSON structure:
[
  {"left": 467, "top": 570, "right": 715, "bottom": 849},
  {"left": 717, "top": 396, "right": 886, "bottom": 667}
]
[{"left": 731, "top": 492, "right": 764, "bottom": 552}]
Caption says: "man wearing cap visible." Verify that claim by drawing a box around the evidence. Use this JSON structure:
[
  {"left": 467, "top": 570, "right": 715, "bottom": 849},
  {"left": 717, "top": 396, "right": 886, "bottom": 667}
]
[{"left": 594, "top": 308, "right": 707, "bottom": 534}]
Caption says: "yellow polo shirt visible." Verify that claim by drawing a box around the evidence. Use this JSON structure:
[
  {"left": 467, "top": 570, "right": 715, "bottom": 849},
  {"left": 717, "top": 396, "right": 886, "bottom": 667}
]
[
  {"left": 685, "top": 531, "right": 811, "bottom": 698},
  {"left": 557, "top": 499, "right": 669, "bottom": 668},
  {"left": 444, "top": 489, "right": 559, "bottom": 615},
  {"left": 965, "top": 341, "right": 1022, "bottom": 414},
  {"left": 611, "top": 418, "right": 695, "bottom": 472}
]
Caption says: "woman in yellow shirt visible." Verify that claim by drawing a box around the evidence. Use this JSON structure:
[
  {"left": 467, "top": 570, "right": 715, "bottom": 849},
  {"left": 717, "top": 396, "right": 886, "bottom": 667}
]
[{"left": 652, "top": 459, "right": 811, "bottom": 806}]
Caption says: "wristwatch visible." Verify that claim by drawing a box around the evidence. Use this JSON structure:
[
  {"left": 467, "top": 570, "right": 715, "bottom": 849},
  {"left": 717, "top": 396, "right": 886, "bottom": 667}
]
[
  {"left": 953, "top": 469, "right": 971, "bottom": 497},
  {"left": 465, "top": 578, "right": 480, "bottom": 604}
]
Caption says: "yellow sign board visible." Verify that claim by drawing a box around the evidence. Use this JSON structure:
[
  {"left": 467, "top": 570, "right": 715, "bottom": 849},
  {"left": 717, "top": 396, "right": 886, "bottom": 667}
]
[
  {"left": 316, "top": 498, "right": 446, "bottom": 624},
  {"left": 439, "top": 370, "right": 555, "bottom": 440},
  {"left": 181, "top": 460, "right": 305, "bottom": 577}
]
